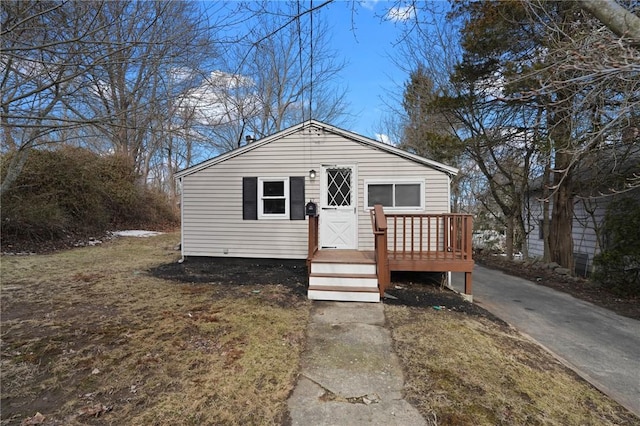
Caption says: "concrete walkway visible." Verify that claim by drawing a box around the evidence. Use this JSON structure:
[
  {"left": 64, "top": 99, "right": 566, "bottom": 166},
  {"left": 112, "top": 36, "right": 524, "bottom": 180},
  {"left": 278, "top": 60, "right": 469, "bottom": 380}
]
[
  {"left": 451, "top": 265, "right": 640, "bottom": 417},
  {"left": 287, "top": 302, "right": 425, "bottom": 425}
]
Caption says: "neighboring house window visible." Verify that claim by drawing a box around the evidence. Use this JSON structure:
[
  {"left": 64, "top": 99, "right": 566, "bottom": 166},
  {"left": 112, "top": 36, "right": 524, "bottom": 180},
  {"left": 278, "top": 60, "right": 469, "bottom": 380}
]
[
  {"left": 243, "top": 176, "right": 305, "bottom": 221},
  {"left": 365, "top": 180, "right": 424, "bottom": 210},
  {"left": 259, "top": 178, "right": 289, "bottom": 219}
]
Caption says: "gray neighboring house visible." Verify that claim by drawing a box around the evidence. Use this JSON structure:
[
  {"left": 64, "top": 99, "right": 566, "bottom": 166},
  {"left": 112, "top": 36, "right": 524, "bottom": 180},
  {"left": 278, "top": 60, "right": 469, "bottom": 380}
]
[
  {"left": 526, "top": 196, "right": 609, "bottom": 275},
  {"left": 525, "top": 147, "right": 640, "bottom": 276},
  {"left": 175, "top": 120, "right": 457, "bottom": 260}
]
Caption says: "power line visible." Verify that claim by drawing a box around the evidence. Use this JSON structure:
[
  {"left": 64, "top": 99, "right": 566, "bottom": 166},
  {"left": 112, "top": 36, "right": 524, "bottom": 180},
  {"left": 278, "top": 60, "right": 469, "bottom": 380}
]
[
  {"left": 297, "top": 0, "right": 305, "bottom": 122},
  {"left": 310, "top": 0, "right": 314, "bottom": 122}
]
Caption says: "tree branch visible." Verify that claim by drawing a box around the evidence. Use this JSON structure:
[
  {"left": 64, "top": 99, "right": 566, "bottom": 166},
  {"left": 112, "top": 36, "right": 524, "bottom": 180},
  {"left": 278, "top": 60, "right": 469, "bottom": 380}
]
[{"left": 578, "top": 0, "right": 640, "bottom": 45}]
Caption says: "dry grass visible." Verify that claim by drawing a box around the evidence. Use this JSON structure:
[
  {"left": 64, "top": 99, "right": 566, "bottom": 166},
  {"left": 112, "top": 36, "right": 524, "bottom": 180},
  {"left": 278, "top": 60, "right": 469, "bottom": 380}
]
[
  {"left": 1, "top": 233, "right": 310, "bottom": 425},
  {"left": 4, "top": 233, "right": 638, "bottom": 425},
  {"left": 386, "top": 305, "right": 638, "bottom": 425}
]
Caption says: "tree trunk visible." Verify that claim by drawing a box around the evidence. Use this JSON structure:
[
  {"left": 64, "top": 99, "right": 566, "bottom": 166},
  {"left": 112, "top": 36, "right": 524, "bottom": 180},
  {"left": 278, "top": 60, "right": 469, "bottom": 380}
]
[
  {"left": 0, "top": 149, "right": 29, "bottom": 196},
  {"left": 542, "top": 157, "right": 552, "bottom": 263},
  {"left": 516, "top": 208, "right": 527, "bottom": 258},
  {"left": 505, "top": 214, "right": 515, "bottom": 260},
  {"left": 550, "top": 151, "right": 574, "bottom": 270},
  {"left": 548, "top": 53, "right": 575, "bottom": 271}
]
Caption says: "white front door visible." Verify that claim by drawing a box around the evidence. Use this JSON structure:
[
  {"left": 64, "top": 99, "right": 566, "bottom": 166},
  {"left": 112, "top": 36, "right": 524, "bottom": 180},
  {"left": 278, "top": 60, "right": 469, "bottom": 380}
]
[{"left": 319, "top": 165, "right": 358, "bottom": 249}]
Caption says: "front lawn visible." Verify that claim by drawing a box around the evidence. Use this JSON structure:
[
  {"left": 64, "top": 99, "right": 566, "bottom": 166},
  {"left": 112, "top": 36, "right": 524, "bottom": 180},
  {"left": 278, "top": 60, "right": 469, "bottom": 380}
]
[
  {"left": 2, "top": 234, "right": 636, "bottom": 425},
  {"left": 387, "top": 301, "right": 637, "bottom": 425},
  {"left": 1, "top": 233, "right": 310, "bottom": 425}
]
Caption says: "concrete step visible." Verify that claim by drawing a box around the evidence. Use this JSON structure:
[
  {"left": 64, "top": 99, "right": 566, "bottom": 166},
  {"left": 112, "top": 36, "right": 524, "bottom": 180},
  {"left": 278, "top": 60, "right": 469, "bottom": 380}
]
[
  {"left": 308, "top": 273, "right": 378, "bottom": 288},
  {"left": 310, "top": 261, "right": 377, "bottom": 275},
  {"left": 308, "top": 285, "right": 380, "bottom": 303}
]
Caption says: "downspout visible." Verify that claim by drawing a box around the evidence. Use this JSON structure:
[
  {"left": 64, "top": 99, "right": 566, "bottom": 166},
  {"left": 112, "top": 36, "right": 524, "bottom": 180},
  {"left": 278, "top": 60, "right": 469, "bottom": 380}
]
[
  {"left": 178, "top": 176, "right": 185, "bottom": 263},
  {"left": 447, "top": 173, "right": 452, "bottom": 288}
]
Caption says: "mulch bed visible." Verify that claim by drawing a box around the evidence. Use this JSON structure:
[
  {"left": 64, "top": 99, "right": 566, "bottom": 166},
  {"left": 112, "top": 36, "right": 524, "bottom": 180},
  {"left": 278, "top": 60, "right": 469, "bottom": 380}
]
[
  {"left": 150, "top": 256, "right": 309, "bottom": 298},
  {"left": 150, "top": 257, "right": 505, "bottom": 322},
  {"left": 151, "top": 254, "right": 639, "bottom": 321},
  {"left": 383, "top": 271, "right": 508, "bottom": 324}
]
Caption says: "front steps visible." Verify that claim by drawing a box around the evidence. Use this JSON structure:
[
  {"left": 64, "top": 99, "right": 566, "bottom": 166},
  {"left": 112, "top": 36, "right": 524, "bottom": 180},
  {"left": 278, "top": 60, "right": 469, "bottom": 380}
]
[{"left": 308, "top": 250, "right": 380, "bottom": 302}]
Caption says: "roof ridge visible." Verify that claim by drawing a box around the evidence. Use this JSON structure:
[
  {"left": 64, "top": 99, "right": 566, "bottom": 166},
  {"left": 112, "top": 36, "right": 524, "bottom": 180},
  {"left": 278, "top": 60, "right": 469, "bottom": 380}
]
[{"left": 175, "top": 120, "right": 458, "bottom": 179}]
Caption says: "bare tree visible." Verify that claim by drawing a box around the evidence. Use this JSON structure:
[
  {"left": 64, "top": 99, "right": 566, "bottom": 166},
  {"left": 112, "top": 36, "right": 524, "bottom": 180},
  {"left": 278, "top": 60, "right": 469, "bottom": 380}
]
[
  {"left": 388, "top": 0, "right": 639, "bottom": 268},
  {"left": 385, "top": 1, "right": 542, "bottom": 257},
  {"left": 191, "top": 1, "right": 350, "bottom": 153},
  {"left": 516, "top": 1, "right": 640, "bottom": 269},
  {"left": 65, "top": 1, "right": 215, "bottom": 181},
  {"left": 1, "top": 0, "right": 219, "bottom": 195},
  {"left": 1, "top": 1, "right": 110, "bottom": 195},
  {"left": 178, "top": 70, "right": 262, "bottom": 153}
]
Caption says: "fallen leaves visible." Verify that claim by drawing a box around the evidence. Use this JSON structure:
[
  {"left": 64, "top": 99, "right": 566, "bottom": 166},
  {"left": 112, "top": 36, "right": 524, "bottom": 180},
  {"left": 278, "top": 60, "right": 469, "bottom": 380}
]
[
  {"left": 76, "top": 403, "right": 111, "bottom": 418},
  {"left": 21, "top": 412, "right": 45, "bottom": 425}
]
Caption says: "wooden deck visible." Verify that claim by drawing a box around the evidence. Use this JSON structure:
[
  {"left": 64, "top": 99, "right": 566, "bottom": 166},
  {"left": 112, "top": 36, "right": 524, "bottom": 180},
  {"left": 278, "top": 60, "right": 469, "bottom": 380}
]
[
  {"left": 311, "top": 249, "right": 472, "bottom": 271},
  {"left": 307, "top": 205, "right": 474, "bottom": 301},
  {"left": 388, "top": 251, "right": 474, "bottom": 272}
]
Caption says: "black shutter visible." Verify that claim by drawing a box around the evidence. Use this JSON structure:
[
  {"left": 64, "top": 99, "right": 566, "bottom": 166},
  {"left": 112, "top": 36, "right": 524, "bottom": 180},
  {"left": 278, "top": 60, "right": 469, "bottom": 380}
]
[
  {"left": 290, "top": 176, "right": 305, "bottom": 220},
  {"left": 243, "top": 177, "right": 257, "bottom": 220}
]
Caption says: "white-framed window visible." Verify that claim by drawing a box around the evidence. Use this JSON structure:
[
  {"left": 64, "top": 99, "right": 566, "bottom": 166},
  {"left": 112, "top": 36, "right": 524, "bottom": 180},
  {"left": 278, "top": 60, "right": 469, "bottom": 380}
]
[
  {"left": 258, "top": 177, "right": 289, "bottom": 219},
  {"left": 364, "top": 179, "right": 424, "bottom": 210}
]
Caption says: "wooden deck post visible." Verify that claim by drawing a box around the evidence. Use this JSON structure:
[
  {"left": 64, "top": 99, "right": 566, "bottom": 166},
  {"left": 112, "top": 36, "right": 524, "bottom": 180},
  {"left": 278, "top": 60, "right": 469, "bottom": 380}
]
[
  {"left": 464, "top": 216, "right": 473, "bottom": 298},
  {"left": 464, "top": 271, "right": 473, "bottom": 296},
  {"left": 373, "top": 205, "right": 390, "bottom": 296},
  {"left": 465, "top": 215, "right": 473, "bottom": 260},
  {"left": 307, "top": 215, "right": 319, "bottom": 269}
]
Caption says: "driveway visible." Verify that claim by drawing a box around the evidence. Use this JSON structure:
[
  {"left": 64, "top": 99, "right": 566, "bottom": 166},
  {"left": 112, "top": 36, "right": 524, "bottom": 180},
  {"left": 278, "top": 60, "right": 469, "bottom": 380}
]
[{"left": 451, "top": 265, "right": 640, "bottom": 417}]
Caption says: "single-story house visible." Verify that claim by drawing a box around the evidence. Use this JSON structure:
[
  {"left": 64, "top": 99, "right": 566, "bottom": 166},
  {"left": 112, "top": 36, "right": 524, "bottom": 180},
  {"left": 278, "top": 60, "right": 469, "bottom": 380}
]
[{"left": 175, "top": 120, "right": 474, "bottom": 302}]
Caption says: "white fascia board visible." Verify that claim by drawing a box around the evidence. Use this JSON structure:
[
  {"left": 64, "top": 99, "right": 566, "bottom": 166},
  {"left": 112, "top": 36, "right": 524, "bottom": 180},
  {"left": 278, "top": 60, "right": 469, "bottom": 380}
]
[
  {"left": 174, "top": 121, "right": 309, "bottom": 179},
  {"left": 315, "top": 122, "right": 459, "bottom": 176},
  {"left": 175, "top": 119, "right": 458, "bottom": 179}
]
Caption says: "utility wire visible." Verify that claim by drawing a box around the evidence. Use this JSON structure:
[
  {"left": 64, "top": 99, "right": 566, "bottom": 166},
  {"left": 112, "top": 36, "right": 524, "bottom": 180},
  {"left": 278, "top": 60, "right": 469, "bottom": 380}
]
[
  {"left": 297, "top": 0, "right": 305, "bottom": 122},
  {"left": 309, "top": 0, "right": 314, "bottom": 122}
]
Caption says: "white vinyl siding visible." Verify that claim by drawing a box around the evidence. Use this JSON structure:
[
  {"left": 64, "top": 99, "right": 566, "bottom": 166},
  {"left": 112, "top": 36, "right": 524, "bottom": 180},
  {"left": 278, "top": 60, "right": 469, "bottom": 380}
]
[{"left": 181, "top": 127, "right": 452, "bottom": 259}]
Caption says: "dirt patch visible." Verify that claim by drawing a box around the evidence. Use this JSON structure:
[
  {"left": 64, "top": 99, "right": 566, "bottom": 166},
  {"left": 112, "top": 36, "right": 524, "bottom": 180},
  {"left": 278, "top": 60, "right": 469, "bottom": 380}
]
[{"left": 476, "top": 253, "right": 640, "bottom": 320}]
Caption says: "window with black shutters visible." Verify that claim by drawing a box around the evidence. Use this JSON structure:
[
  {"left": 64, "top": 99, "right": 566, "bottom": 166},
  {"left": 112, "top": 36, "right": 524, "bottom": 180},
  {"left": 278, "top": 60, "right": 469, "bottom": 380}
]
[{"left": 243, "top": 176, "right": 305, "bottom": 220}]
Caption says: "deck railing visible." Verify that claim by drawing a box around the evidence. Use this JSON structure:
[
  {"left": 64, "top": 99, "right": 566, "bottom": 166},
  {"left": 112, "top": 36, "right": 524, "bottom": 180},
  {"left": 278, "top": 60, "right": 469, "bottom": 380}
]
[
  {"left": 370, "top": 204, "right": 474, "bottom": 297},
  {"left": 386, "top": 213, "right": 473, "bottom": 262}
]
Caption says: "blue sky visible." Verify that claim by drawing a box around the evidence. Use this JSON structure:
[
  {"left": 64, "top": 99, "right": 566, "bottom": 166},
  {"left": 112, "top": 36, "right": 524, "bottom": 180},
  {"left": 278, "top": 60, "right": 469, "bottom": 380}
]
[
  {"left": 202, "top": 1, "right": 414, "bottom": 143},
  {"left": 318, "top": 1, "right": 409, "bottom": 140}
]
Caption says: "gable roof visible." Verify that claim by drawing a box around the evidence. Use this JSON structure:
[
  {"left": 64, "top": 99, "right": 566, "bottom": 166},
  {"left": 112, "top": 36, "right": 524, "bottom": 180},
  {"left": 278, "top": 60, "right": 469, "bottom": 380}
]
[
  {"left": 528, "top": 142, "right": 640, "bottom": 197},
  {"left": 175, "top": 120, "right": 459, "bottom": 179}
]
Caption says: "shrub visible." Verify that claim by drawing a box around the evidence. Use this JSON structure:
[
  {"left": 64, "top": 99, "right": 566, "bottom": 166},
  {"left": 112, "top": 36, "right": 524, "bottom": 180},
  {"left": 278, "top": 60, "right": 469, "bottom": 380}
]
[
  {"left": 592, "top": 196, "right": 640, "bottom": 297},
  {"left": 472, "top": 229, "right": 506, "bottom": 253},
  {"left": 1, "top": 147, "right": 178, "bottom": 247}
]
